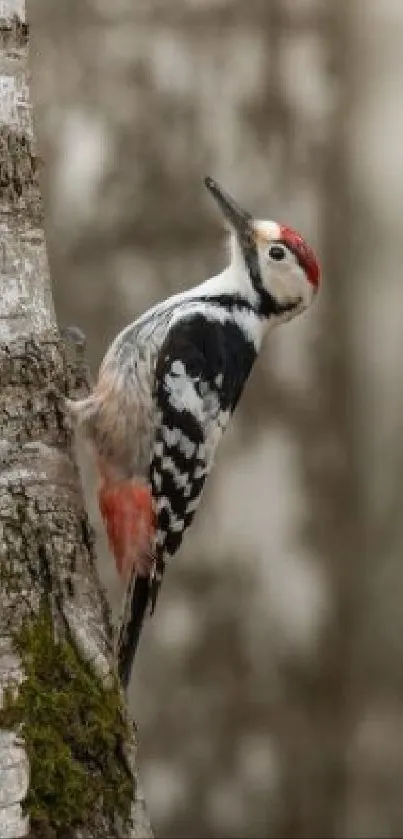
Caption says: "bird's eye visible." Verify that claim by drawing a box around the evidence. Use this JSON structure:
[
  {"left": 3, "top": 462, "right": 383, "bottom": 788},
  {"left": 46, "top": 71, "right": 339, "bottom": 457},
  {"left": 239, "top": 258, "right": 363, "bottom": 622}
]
[{"left": 268, "top": 244, "right": 287, "bottom": 261}]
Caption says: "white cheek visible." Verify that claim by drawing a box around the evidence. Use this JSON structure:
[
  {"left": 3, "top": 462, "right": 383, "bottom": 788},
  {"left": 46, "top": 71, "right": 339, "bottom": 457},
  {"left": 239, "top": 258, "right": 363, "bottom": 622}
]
[{"left": 261, "top": 258, "right": 303, "bottom": 304}]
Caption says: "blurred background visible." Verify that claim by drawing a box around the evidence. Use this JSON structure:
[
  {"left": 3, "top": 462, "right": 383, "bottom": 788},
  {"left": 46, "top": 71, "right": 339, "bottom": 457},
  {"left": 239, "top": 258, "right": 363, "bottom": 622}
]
[{"left": 29, "top": 0, "right": 403, "bottom": 836}]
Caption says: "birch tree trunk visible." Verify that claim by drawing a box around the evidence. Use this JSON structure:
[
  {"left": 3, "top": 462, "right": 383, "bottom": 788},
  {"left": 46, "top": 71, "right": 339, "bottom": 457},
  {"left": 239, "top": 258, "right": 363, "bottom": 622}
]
[{"left": 0, "top": 2, "right": 152, "bottom": 837}]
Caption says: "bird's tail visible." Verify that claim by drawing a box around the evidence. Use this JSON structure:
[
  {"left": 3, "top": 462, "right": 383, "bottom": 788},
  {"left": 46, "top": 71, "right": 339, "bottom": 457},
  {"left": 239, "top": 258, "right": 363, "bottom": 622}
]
[
  {"left": 117, "top": 575, "right": 150, "bottom": 687},
  {"left": 117, "top": 565, "right": 164, "bottom": 688}
]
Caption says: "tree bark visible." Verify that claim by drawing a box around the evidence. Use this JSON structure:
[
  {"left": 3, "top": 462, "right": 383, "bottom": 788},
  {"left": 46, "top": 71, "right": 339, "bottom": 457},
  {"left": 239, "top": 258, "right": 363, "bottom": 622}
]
[{"left": 0, "top": 2, "right": 152, "bottom": 837}]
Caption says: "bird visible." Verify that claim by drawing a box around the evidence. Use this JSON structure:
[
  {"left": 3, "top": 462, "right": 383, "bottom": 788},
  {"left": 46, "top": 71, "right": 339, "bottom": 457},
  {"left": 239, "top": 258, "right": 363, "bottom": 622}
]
[{"left": 71, "top": 176, "right": 320, "bottom": 687}]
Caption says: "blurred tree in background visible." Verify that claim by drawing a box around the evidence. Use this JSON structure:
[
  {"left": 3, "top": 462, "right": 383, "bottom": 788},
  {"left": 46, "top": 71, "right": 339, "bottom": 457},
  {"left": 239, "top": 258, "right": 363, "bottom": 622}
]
[{"left": 30, "top": 0, "right": 403, "bottom": 836}]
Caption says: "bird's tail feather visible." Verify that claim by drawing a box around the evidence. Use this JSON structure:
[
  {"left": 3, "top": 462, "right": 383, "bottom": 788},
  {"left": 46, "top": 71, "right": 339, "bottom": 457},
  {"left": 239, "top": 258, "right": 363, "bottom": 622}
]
[
  {"left": 117, "top": 576, "right": 150, "bottom": 688},
  {"left": 117, "top": 567, "right": 164, "bottom": 688}
]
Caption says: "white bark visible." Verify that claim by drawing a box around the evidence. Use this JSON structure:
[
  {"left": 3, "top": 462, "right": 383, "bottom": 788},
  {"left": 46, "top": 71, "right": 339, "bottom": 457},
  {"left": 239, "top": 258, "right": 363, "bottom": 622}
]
[{"left": 0, "top": 2, "right": 152, "bottom": 836}]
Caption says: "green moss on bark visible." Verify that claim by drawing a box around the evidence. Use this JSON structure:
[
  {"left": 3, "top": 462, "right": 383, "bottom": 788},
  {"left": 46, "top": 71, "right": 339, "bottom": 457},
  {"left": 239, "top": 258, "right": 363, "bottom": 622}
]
[{"left": 0, "top": 609, "right": 133, "bottom": 837}]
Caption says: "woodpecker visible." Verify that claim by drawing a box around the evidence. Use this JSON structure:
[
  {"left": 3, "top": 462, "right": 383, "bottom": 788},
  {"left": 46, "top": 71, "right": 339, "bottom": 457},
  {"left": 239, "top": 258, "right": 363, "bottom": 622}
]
[{"left": 71, "top": 177, "right": 320, "bottom": 687}]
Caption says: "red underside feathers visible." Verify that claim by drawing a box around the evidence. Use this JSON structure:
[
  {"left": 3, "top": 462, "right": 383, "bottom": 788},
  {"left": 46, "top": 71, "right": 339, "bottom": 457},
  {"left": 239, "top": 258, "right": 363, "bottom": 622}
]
[{"left": 98, "top": 480, "right": 155, "bottom": 581}]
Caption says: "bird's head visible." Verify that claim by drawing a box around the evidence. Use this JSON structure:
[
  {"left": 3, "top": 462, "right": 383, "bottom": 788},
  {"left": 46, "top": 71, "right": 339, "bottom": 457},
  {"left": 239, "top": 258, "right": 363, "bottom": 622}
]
[{"left": 205, "top": 176, "right": 320, "bottom": 321}]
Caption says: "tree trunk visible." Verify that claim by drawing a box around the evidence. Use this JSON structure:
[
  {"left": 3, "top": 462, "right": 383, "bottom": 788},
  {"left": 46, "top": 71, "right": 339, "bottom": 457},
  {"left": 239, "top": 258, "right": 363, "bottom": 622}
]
[{"left": 0, "top": 2, "right": 152, "bottom": 837}]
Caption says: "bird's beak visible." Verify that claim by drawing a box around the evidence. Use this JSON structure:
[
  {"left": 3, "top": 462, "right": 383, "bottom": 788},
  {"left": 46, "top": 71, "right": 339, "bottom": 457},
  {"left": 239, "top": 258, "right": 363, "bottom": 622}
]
[{"left": 204, "top": 176, "right": 253, "bottom": 242}]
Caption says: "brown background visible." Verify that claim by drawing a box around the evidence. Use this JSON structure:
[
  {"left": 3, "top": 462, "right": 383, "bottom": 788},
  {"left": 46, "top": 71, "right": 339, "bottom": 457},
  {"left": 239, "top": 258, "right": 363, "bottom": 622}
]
[{"left": 29, "top": 1, "right": 403, "bottom": 836}]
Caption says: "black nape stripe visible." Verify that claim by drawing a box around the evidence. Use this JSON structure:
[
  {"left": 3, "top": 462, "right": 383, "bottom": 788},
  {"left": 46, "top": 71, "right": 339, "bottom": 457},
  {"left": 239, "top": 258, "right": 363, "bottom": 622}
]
[
  {"left": 197, "top": 293, "right": 256, "bottom": 314},
  {"left": 241, "top": 239, "right": 296, "bottom": 318}
]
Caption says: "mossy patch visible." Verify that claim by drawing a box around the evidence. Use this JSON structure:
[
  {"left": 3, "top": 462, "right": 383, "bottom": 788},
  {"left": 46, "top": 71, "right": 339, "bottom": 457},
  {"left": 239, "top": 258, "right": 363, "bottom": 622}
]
[{"left": 0, "top": 609, "right": 133, "bottom": 837}]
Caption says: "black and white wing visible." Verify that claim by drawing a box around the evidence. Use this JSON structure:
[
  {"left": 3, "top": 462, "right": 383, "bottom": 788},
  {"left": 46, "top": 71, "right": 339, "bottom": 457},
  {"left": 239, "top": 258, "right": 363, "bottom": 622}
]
[
  {"left": 117, "top": 310, "right": 256, "bottom": 685},
  {"left": 150, "top": 311, "right": 257, "bottom": 590}
]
